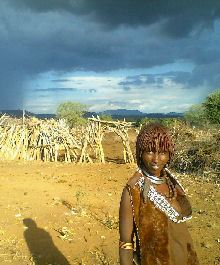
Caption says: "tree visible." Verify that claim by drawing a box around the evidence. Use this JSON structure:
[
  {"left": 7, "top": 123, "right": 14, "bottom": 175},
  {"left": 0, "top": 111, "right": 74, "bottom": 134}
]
[
  {"left": 135, "top": 117, "right": 155, "bottom": 127},
  {"left": 160, "top": 118, "right": 178, "bottom": 128},
  {"left": 184, "top": 104, "right": 208, "bottom": 126},
  {"left": 56, "top": 101, "right": 87, "bottom": 127},
  {"left": 99, "top": 114, "right": 113, "bottom": 121},
  {"left": 203, "top": 89, "right": 220, "bottom": 124}
]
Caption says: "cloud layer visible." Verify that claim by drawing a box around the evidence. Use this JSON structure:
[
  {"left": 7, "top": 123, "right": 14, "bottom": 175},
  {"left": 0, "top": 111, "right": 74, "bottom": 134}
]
[
  {"left": 0, "top": 1, "right": 220, "bottom": 111},
  {"left": 10, "top": 0, "right": 220, "bottom": 37}
]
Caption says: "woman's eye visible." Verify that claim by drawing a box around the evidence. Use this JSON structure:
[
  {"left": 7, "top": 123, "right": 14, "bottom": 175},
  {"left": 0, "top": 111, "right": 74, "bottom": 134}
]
[
  {"left": 146, "top": 151, "right": 153, "bottom": 154},
  {"left": 159, "top": 152, "right": 167, "bottom": 155}
]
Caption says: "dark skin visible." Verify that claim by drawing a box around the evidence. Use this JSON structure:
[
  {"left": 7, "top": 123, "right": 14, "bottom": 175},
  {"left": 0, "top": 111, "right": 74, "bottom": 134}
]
[
  {"left": 142, "top": 150, "right": 169, "bottom": 177},
  {"left": 119, "top": 150, "right": 183, "bottom": 265}
]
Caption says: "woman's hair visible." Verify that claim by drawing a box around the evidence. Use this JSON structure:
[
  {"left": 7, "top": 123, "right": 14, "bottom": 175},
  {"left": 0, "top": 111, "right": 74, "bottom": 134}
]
[{"left": 136, "top": 122, "right": 174, "bottom": 167}]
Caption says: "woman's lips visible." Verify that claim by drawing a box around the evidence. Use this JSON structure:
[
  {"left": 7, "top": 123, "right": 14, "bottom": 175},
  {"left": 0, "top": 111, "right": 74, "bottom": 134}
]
[{"left": 151, "top": 164, "right": 159, "bottom": 169}]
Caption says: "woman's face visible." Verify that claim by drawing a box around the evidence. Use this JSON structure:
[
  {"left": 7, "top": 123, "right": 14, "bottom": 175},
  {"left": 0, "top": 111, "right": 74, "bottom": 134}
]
[{"left": 142, "top": 150, "right": 169, "bottom": 177}]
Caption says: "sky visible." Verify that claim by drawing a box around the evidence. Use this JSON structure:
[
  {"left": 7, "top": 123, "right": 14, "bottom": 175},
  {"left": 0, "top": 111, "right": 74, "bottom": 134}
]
[{"left": 0, "top": 0, "right": 220, "bottom": 114}]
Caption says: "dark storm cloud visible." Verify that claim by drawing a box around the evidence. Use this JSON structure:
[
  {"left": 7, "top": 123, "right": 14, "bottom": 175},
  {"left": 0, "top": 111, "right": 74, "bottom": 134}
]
[
  {"left": 119, "top": 64, "right": 220, "bottom": 89},
  {"left": 119, "top": 72, "right": 194, "bottom": 89},
  {"left": 0, "top": 72, "right": 25, "bottom": 109},
  {"left": 190, "top": 62, "right": 220, "bottom": 88},
  {"left": 9, "top": 0, "right": 220, "bottom": 37},
  {"left": 0, "top": 0, "right": 220, "bottom": 110},
  {"left": 2, "top": 1, "right": 220, "bottom": 73},
  {"left": 0, "top": 3, "right": 175, "bottom": 81},
  {"left": 118, "top": 70, "right": 213, "bottom": 90}
]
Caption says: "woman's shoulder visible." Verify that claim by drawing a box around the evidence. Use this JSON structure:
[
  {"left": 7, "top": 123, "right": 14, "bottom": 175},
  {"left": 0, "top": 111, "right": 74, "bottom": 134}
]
[{"left": 126, "top": 169, "right": 143, "bottom": 189}]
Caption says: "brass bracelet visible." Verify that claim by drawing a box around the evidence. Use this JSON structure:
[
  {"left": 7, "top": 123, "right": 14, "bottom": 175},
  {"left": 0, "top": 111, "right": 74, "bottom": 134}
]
[{"left": 119, "top": 241, "right": 133, "bottom": 250}]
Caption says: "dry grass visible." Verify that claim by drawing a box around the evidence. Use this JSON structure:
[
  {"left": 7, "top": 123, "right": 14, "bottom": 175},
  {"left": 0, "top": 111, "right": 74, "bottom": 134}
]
[
  {"left": 90, "top": 248, "right": 116, "bottom": 265},
  {"left": 170, "top": 123, "right": 220, "bottom": 181}
]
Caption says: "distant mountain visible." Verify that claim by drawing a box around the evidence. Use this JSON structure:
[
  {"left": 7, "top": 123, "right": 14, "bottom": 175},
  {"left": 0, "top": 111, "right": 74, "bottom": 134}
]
[
  {"left": 97, "top": 109, "right": 183, "bottom": 119},
  {"left": 84, "top": 111, "right": 97, "bottom": 118},
  {"left": 0, "top": 109, "right": 35, "bottom": 117},
  {"left": 100, "top": 109, "right": 145, "bottom": 116},
  {"left": 142, "top": 112, "right": 183, "bottom": 118},
  {"left": 35, "top": 113, "right": 56, "bottom": 119},
  {"left": 0, "top": 109, "right": 183, "bottom": 120},
  {"left": 0, "top": 110, "right": 56, "bottom": 119}
]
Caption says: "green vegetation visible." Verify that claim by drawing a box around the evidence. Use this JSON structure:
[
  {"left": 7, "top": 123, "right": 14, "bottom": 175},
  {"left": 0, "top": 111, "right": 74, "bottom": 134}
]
[
  {"left": 56, "top": 101, "right": 87, "bottom": 127},
  {"left": 184, "top": 104, "right": 208, "bottom": 126},
  {"left": 203, "top": 89, "right": 220, "bottom": 124},
  {"left": 159, "top": 118, "right": 179, "bottom": 128},
  {"left": 99, "top": 114, "right": 113, "bottom": 121},
  {"left": 184, "top": 89, "right": 220, "bottom": 126},
  {"left": 135, "top": 117, "right": 180, "bottom": 128},
  {"left": 135, "top": 117, "right": 155, "bottom": 127}
]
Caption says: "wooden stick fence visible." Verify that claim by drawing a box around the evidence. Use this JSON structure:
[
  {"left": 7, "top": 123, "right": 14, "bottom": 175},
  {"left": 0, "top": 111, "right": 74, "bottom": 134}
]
[
  {"left": 87, "top": 117, "right": 135, "bottom": 163},
  {"left": 0, "top": 117, "right": 81, "bottom": 162},
  {"left": 0, "top": 115, "right": 136, "bottom": 164}
]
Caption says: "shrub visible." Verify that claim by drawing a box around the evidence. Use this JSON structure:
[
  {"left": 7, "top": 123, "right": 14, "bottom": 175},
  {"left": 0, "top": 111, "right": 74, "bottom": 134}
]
[
  {"left": 99, "top": 114, "right": 113, "bottom": 121},
  {"left": 56, "top": 101, "right": 87, "bottom": 128},
  {"left": 184, "top": 104, "right": 208, "bottom": 127},
  {"left": 135, "top": 117, "right": 155, "bottom": 127},
  {"left": 203, "top": 89, "right": 220, "bottom": 124},
  {"left": 160, "top": 118, "right": 179, "bottom": 128}
]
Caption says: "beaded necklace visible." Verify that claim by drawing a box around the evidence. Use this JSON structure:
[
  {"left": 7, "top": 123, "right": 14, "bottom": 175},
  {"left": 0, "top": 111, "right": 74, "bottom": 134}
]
[
  {"left": 141, "top": 166, "right": 177, "bottom": 201},
  {"left": 141, "top": 167, "right": 166, "bottom": 184},
  {"left": 136, "top": 172, "right": 192, "bottom": 223}
]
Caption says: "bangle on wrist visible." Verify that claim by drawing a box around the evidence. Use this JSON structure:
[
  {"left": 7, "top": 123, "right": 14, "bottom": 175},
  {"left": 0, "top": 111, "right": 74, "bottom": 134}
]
[{"left": 119, "top": 241, "right": 133, "bottom": 250}]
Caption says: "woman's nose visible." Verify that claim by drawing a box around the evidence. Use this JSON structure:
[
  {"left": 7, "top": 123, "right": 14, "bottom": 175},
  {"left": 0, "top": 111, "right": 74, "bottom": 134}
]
[{"left": 152, "top": 153, "right": 158, "bottom": 162}]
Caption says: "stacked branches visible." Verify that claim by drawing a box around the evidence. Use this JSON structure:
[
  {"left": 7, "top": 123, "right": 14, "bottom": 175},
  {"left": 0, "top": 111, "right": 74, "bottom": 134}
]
[
  {"left": 0, "top": 117, "right": 81, "bottom": 162},
  {"left": 88, "top": 117, "right": 135, "bottom": 163},
  {"left": 0, "top": 114, "right": 219, "bottom": 180},
  {"left": 79, "top": 117, "right": 106, "bottom": 163},
  {"left": 0, "top": 115, "right": 135, "bottom": 164}
]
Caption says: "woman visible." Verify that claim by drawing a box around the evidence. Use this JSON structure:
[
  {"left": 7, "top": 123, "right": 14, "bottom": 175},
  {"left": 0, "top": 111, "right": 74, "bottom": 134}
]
[{"left": 119, "top": 123, "right": 199, "bottom": 265}]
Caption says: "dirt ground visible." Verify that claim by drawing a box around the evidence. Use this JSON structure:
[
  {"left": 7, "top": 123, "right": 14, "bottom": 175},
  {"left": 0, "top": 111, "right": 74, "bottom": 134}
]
[{"left": 0, "top": 132, "right": 219, "bottom": 264}]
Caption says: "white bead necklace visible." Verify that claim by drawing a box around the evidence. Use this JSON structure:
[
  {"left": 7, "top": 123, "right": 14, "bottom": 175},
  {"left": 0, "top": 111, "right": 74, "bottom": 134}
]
[
  {"left": 137, "top": 170, "right": 192, "bottom": 223},
  {"left": 141, "top": 167, "right": 166, "bottom": 185}
]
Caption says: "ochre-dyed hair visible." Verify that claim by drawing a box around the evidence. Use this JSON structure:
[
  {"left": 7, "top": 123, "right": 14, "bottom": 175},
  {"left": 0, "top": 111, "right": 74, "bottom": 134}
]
[{"left": 136, "top": 123, "right": 174, "bottom": 167}]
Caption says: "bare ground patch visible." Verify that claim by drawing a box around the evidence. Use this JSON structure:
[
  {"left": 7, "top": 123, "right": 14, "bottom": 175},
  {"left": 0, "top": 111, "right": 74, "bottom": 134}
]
[{"left": 0, "top": 161, "right": 219, "bottom": 264}]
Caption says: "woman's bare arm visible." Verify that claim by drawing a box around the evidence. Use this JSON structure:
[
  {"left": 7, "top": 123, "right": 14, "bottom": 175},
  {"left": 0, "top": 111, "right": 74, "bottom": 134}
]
[{"left": 119, "top": 186, "right": 134, "bottom": 265}]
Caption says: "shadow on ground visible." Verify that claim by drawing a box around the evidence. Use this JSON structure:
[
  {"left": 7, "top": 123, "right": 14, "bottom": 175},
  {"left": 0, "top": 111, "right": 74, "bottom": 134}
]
[{"left": 23, "top": 218, "right": 70, "bottom": 265}]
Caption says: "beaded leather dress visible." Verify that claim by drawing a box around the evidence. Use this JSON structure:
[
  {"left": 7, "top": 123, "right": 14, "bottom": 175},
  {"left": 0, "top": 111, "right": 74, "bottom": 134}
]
[{"left": 126, "top": 169, "right": 200, "bottom": 265}]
